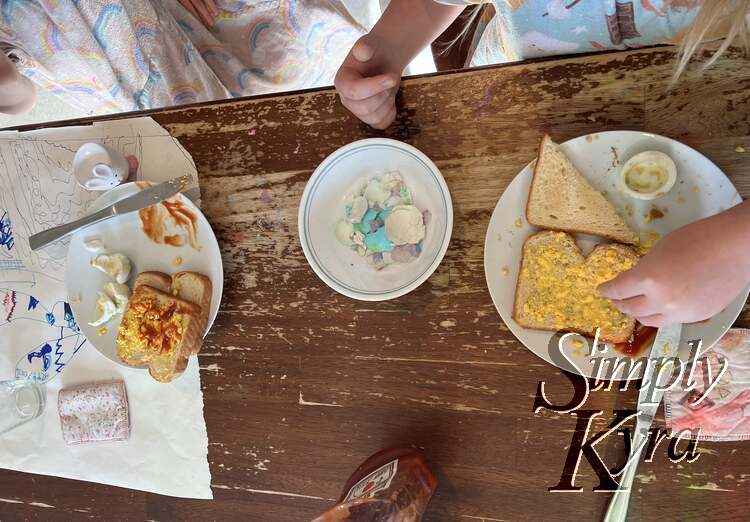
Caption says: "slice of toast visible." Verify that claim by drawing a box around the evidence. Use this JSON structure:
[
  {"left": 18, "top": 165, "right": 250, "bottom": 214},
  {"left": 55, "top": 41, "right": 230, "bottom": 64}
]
[
  {"left": 513, "top": 231, "right": 639, "bottom": 343},
  {"left": 133, "top": 271, "right": 172, "bottom": 293},
  {"left": 117, "top": 285, "right": 201, "bottom": 381},
  {"left": 526, "top": 135, "right": 638, "bottom": 245},
  {"left": 172, "top": 271, "right": 212, "bottom": 353}
]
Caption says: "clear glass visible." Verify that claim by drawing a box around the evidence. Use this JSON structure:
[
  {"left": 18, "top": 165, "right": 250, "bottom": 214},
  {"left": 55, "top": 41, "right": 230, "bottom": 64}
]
[{"left": 0, "top": 380, "right": 45, "bottom": 435}]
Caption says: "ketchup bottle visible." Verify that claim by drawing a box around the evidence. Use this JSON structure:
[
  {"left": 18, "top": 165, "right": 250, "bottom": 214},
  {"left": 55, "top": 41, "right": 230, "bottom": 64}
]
[{"left": 312, "top": 448, "right": 438, "bottom": 522}]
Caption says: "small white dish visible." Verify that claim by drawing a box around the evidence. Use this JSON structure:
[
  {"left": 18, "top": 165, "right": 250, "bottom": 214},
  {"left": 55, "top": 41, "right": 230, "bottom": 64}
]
[
  {"left": 66, "top": 183, "right": 224, "bottom": 368},
  {"left": 72, "top": 143, "right": 129, "bottom": 191},
  {"left": 299, "top": 138, "right": 453, "bottom": 301},
  {"left": 619, "top": 150, "right": 677, "bottom": 200}
]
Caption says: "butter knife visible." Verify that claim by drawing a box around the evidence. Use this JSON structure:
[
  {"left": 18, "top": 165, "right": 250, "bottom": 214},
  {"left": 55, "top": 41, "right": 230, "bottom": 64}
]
[
  {"left": 29, "top": 174, "right": 193, "bottom": 251},
  {"left": 603, "top": 322, "right": 682, "bottom": 522}
]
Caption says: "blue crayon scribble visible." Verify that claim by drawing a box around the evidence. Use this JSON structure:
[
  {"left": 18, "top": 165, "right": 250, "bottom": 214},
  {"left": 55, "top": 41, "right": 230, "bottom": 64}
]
[
  {"left": 63, "top": 302, "right": 77, "bottom": 331},
  {"left": 4, "top": 287, "right": 87, "bottom": 383},
  {"left": 54, "top": 328, "right": 65, "bottom": 373},
  {"left": 0, "top": 211, "right": 14, "bottom": 252},
  {"left": 27, "top": 343, "right": 52, "bottom": 372}
]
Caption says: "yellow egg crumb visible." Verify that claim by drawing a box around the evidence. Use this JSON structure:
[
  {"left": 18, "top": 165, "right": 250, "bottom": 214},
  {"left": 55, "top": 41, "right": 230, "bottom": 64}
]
[
  {"left": 501, "top": 266, "right": 509, "bottom": 276},
  {"left": 693, "top": 186, "right": 701, "bottom": 193},
  {"left": 636, "top": 231, "right": 661, "bottom": 255},
  {"left": 586, "top": 135, "right": 593, "bottom": 142},
  {"left": 736, "top": 146, "right": 746, "bottom": 153},
  {"left": 677, "top": 196, "right": 685, "bottom": 204},
  {"left": 515, "top": 218, "right": 523, "bottom": 228},
  {"left": 98, "top": 326, "right": 107, "bottom": 336},
  {"left": 571, "top": 338, "right": 584, "bottom": 348},
  {"left": 174, "top": 256, "right": 183, "bottom": 266}
]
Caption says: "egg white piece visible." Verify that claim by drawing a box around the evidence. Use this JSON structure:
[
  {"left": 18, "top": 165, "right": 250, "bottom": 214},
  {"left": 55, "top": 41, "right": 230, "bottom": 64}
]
[
  {"left": 89, "top": 291, "right": 118, "bottom": 326},
  {"left": 104, "top": 281, "right": 130, "bottom": 313},
  {"left": 91, "top": 253, "right": 131, "bottom": 284}
]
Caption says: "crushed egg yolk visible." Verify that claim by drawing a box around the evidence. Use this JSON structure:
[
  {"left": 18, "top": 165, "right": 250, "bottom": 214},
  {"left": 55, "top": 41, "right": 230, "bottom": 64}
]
[
  {"left": 520, "top": 233, "right": 637, "bottom": 335},
  {"left": 118, "top": 288, "right": 190, "bottom": 359}
]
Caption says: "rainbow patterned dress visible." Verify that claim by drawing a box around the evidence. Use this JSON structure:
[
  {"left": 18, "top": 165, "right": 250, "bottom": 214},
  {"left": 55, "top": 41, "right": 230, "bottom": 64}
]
[{"left": 0, "top": 0, "right": 365, "bottom": 114}]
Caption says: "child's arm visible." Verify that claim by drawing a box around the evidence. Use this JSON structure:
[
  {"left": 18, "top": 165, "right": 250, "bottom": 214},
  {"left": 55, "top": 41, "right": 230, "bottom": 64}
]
[
  {"left": 599, "top": 200, "right": 750, "bottom": 327},
  {"left": 0, "top": 53, "right": 36, "bottom": 115},
  {"left": 335, "top": 0, "right": 465, "bottom": 129}
]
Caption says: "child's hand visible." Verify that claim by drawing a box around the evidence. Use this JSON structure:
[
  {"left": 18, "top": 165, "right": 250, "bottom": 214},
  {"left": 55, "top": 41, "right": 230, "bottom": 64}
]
[
  {"left": 0, "top": 54, "right": 36, "bottom": 115},
  {"left": 179, "top": 0, "right": 219, "bottom": 29},
  {"left": 599, "top": 202, "right": 750, "bottom": 327},
  {"left": 335, "top": 34, "right": 404, "bottom": 129}
]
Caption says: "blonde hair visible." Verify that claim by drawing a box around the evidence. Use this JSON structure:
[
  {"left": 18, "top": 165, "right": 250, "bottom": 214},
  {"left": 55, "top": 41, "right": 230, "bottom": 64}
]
[{"left": 673, "top": 0, "right": 750, "bottom": 84}]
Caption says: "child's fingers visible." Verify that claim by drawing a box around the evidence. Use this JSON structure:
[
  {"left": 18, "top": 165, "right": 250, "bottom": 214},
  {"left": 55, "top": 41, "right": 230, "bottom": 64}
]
[
  {"left": 375, "top": 105, "right": 398, "bottom": 130},
  {"left": 349, "top": 89, "right": 394, "bottom": 117},
  {"left": 188, "top": 0, "right": 214, "bottom": 28},
  {"left": 179, "top": 0, "right": 201, "bottom": 22},
  {"left": 636, "top": 313, "right": 669, "bottom": 328},
  {"left": 204, "top": 0, "right": 220, "bottom": 16},
  {"left": 610, "top": 295, "right": 659, "bottom": 317},
  {"left": 351, "top": 34, "right": 378, "bottom": 63},
  {"left": 336, "top": 68, "right": 398, "bottom": 102},
  {"left": 363, "top": 102, "right": 397, "bottom": 130},
  {"left": 597, "top": 269, "right": 645, "bottom": 300}
]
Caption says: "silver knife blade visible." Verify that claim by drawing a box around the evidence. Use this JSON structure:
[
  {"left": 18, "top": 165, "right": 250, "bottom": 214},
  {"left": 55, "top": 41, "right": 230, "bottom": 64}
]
[
  {"left": 109, "top": 174, "right": 193, "bottom": 216},
  {"left": 28, "top": 174, "right": 193, "bottom": 251},
  {"left": 637, "top": 322, "right": 683, "bottom": 421},
  {"left": 603, "top": 323, "right": 683, "bottom": 522}
]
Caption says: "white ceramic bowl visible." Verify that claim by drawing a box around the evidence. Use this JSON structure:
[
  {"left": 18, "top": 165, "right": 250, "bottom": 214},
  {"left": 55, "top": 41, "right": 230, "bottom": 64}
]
[{"left": 299, "top": 138, "right": 453, "bottom": 301}]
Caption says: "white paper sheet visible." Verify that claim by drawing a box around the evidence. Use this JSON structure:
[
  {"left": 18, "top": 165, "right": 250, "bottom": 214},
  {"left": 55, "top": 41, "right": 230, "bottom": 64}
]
[{"left": 0, "top": 117, "right": 212, "bottom": 499}]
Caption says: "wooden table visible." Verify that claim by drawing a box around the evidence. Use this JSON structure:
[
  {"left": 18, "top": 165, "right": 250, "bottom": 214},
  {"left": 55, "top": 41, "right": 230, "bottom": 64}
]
[{"left": 1, "top": 45, "right": 749, "bottom": 521}]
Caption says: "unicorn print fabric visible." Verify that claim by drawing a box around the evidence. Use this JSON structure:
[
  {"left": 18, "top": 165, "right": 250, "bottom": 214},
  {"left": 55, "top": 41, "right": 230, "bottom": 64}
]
[
  {"left": 0, "top": 0, "right": 365, "bottom": 114},
  {"left": 435, "top": 0, "right": 701, "bottom": 65}
]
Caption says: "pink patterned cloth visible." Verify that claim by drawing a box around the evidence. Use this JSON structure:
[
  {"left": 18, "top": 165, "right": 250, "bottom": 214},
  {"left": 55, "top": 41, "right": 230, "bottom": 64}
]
[
  {"left": 665, "top": 329, "right": 750, "bottom": 442},
  {"left": 58, "top": 381, "right": 130, "bottom": 445}
]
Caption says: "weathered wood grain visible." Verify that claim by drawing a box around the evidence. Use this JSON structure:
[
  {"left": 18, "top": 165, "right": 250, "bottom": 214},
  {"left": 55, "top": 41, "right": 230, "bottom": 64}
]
[{"left": 2, "top": 45, "right": 750, "bottom": 521}]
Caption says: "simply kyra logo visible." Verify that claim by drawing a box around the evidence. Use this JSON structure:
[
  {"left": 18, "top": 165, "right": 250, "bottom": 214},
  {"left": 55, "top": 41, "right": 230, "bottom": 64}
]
[{"left": 534, "top": 329, "right": 727, "bottom": 492}]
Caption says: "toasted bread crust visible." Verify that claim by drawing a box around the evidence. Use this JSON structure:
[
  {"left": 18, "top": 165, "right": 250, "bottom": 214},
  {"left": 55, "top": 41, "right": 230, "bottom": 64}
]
[
  {"left": 526, "top": 135, "right": 638, "bottom": 245},
  {"left": 134, "top": 271, "right": 171, "bottom": 292},
  {"left": 173, "top": 271, "right": 212, "bottom": 354}
]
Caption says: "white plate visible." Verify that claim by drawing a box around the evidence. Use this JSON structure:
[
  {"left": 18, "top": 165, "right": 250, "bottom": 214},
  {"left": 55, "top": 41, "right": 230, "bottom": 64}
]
[
  {"left": 299, "top": 138, "right": 453, "bottom": 301},
  {"left": 484, "top": 131, "right": 748, "bottom": 379},
  {"left": 66, "top": 183, "right": 223, "bottom": 368}
]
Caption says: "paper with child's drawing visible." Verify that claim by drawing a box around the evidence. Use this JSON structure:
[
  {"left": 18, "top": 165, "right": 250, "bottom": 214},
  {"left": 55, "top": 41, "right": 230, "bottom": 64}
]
[{"left": 0, "top": 117, "right": 212, "bottom": 499}]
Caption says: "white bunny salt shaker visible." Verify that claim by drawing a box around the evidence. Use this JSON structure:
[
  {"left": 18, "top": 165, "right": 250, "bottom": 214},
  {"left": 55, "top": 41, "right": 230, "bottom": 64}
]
[{"left": 72, "top": 143, "right": 129, "bottom": 191}]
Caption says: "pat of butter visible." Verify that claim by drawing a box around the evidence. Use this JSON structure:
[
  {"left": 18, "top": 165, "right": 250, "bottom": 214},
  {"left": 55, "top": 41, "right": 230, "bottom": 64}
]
[{"left": 620, "top": 151, "right": 676, "bottom": 201}]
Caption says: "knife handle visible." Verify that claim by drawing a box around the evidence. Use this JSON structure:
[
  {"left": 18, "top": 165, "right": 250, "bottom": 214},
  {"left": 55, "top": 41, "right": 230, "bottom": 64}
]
[{"left": 28, "top": 207, "right": 114, "bottom": 251}]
